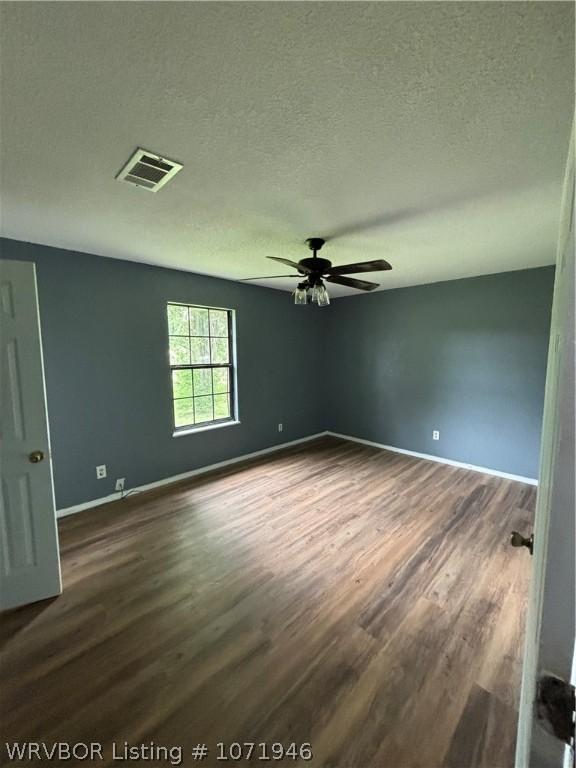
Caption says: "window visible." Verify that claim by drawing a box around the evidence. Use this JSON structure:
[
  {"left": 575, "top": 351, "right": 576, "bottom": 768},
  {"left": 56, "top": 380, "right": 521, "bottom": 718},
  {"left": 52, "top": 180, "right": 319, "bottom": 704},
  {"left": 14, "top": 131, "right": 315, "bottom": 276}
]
[{"left": 167, "top": 303, "right": 235, "bottom": 431}]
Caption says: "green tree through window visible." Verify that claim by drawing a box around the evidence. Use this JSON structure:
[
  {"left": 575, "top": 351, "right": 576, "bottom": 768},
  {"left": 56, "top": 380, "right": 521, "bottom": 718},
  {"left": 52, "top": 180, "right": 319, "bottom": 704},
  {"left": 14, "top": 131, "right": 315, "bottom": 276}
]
[{"left": 167, "top": 303, "right": 235, "bottom": 430}]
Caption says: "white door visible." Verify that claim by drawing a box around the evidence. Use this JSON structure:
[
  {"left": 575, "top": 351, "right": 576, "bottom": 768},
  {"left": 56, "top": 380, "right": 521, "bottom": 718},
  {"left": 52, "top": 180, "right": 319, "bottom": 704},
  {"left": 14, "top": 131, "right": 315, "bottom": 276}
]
[
  {"left": 515, "top": 126, "right": 575, "bottom": 767},
  {"left": 0, "top": 259, "right": 61, "bottom": 610}
]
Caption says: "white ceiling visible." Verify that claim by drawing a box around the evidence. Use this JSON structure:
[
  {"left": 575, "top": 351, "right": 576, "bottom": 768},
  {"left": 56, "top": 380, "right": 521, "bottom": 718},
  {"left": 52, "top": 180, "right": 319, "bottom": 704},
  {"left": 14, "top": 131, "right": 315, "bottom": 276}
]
[{"left": 0, "top": 2, "right": 573, "bottom": 296}]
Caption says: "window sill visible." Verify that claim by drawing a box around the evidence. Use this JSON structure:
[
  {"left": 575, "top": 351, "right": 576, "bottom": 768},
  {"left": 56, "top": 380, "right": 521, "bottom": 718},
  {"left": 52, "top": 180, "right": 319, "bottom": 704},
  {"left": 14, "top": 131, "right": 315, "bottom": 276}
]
[{"left": 172, "top": 420, "right": 241, "bottom": 438}]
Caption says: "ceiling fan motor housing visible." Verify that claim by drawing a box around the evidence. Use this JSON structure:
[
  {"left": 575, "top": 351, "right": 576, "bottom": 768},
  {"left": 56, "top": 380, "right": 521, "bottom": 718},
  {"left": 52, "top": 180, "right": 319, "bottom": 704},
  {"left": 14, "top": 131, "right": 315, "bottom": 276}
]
[{"left": 299, "top": 256, "right": 332, "bottom": 276}]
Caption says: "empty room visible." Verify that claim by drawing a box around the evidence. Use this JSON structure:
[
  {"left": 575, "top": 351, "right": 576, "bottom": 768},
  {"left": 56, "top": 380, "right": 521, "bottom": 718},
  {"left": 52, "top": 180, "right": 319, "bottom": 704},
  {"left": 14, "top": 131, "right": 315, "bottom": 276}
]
[{"left": 0, "top": 2, "right": 574, "bottom": 767}]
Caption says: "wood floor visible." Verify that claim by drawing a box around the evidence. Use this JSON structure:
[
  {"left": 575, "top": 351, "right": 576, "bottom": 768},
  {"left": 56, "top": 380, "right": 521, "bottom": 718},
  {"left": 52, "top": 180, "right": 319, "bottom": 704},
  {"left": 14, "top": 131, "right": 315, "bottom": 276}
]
[{"left": 0, "top": 436, "right": 535, "bottom": 768}]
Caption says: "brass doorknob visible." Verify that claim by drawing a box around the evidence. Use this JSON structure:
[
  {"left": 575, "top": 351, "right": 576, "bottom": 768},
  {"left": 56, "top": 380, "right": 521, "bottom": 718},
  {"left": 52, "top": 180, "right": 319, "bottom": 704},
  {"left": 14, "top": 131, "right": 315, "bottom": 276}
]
[
  {"left": 28, "top": 450, "right": 44, "bottom": 464},
  {"left": 511, "top": 531, "right": 534, "bottom": 555}
]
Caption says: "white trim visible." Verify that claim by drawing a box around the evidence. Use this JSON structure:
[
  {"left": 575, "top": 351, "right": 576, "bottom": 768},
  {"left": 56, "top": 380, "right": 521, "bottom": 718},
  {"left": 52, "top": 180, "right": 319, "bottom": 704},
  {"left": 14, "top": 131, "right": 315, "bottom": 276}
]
[
  {"left": 326, "top": 431, "right": 538, "bottom": 485},
  {"left": 58, "top": 428, "right": 538, "bottom": 519},
  {"left": 57, "top": 432, "right": 329, "bottom": 518},
  {"left": 172, "top": 420, "right": 241, "bottom": 437},
  {"left": 563, "top": 637, "right": 576, "bottom": 768}
]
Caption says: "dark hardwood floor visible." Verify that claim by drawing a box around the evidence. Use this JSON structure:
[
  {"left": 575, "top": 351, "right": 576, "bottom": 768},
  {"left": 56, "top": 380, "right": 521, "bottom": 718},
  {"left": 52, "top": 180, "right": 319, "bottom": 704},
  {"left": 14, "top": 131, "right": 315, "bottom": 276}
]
[{"left": 0, "top": 436, "right": 535, "bottom": 767}]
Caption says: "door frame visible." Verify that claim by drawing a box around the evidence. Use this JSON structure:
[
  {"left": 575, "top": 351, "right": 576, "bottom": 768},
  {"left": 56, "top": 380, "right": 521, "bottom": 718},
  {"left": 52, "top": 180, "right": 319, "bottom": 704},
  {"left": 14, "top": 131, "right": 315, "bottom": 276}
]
[{"left": 515, "top": 126, "right": 575, "bottom": 767}]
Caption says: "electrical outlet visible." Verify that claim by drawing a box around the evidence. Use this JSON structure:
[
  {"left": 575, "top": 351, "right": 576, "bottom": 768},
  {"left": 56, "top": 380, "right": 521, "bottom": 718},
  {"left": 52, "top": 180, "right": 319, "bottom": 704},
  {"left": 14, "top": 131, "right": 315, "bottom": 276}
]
[
  {"left": 115, "top": 478, "right": 125, "bottom": 492},
  {"left": 278, "top": 423, "right": 283, "bottom": 432},
  {"left": 432, "top": 430, "right": 440, "bottom": 441},
  {"left": 96, "top": 464, "right": 107, "bottom": 479}
]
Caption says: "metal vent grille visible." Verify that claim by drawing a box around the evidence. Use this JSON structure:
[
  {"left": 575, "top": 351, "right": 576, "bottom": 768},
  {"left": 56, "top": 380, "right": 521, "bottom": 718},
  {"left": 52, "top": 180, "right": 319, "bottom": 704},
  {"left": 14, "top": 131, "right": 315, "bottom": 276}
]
[{"left": 116, "top": 148, "right": 183, "bottom": 192}]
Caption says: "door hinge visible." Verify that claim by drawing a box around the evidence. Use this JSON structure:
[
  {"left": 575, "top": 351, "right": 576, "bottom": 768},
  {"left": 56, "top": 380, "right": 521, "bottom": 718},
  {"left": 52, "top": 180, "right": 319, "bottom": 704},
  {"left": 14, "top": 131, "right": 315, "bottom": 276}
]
[{"left": 536, "top": 675, "right": 575, "bottom": 745}]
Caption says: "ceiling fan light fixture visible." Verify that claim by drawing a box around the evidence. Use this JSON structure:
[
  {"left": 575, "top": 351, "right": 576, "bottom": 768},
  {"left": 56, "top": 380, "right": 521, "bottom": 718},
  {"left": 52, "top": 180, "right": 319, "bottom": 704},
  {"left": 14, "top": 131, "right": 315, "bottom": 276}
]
[
  {"left": 293, "top": 283, "right": 309, "bottom": 305},
  {"left": 312, "top": 282, "right": 330, "bottom": 307}
]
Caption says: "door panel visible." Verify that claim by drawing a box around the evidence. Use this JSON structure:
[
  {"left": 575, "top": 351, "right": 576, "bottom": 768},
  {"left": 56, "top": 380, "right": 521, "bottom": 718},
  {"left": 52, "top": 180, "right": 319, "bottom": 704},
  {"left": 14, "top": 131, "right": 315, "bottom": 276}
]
[{"left": 0, "top": 259, "right": 61, "bottom": 610}]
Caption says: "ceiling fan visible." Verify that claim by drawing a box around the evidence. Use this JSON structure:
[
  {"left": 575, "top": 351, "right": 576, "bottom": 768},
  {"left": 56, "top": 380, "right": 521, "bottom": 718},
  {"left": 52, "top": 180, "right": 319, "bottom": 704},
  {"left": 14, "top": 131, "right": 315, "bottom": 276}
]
[{"left": 242, "top": 238, "right": 392, "bottom": 306}]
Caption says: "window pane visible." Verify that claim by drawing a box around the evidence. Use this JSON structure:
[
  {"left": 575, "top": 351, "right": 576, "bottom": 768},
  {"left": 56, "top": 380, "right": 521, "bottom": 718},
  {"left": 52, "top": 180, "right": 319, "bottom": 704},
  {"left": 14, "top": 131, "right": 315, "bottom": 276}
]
[
  {"left": 194, "top": 396, "right": 213, "bottom": 424},
  {"left": 169, "top": 336, "right": 190, "bottom": 365},
  {"left": 193, "top": 368, "right": 212, "bottom": 396},
  {"left": 211, "top": 337, "right": 229, "bottom": 364},
  {"left": 168, "top": 304, "right": 189, "bottom": 335},
  {"left": 190, "top": 307, "right": 209, "bottom": 336},
  {"left": 167, "top": 303, "right": 234, "bottom": 431},
  {"left": 214, "top": 393, "right": 230, "bottom": 420},
  {"left": 191, "top": 337, "right": 210, "bottom": 364},
  {"left": 172, "top": 369, "right": 192, "bottom": 398},
  {"left": 174, "top": 398, "right": 195, "bottom": 428},
  {"left": 212, "top": 367, "right": 229, "bottom": 394},
  {"left": 209, "top": 310, "right": 229, "bottom": 337}
]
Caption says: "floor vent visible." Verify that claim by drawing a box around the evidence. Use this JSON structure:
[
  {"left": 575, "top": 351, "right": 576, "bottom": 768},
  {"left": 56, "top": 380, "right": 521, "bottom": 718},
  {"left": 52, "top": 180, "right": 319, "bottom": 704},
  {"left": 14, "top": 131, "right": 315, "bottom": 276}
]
[{"left": 116, "top": 148, "right": 183, "bottom": 192}]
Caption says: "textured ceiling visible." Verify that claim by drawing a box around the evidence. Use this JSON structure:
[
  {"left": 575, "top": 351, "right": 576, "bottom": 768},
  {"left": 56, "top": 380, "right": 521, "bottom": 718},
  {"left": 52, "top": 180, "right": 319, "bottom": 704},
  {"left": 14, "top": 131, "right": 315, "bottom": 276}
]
[{"left": 0, "top": 2, "right": 574, "bottom": 296}]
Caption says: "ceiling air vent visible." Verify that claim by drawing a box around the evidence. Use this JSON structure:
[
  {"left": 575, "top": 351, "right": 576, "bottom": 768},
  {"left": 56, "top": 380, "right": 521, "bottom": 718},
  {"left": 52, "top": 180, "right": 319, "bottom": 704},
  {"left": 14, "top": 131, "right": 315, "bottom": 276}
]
[{"left": 116, "top": 148, "right": 183, "bottom": 192}]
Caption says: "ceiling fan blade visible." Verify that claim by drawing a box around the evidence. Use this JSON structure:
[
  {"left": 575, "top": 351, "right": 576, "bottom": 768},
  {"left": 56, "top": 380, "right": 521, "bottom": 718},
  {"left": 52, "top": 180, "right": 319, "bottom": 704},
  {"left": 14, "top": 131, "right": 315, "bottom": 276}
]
[
  {"left": 240, "top": 274, "right": 300, "bottom": 281},
  {"left": 326, "top": 275, "right": 379, "bottom": 291},
  {"left": 326, "top": 259, "right": 392, "bottom": 276},
  {"left": 267, "top": 256, "right": 309, "bottom": 273}
]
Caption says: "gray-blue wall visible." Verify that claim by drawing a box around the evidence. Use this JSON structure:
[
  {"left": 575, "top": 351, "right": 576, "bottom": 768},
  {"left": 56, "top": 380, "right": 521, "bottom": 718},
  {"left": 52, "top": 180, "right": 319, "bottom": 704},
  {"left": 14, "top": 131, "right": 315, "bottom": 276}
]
[
  {"left": 1, "top": 238, "right": 326, "bottom": 509},
  {"left": 324, "top": 267, "right": 555, "bottom": 479},
  {"left": 1, "top": 237, "right": 554, "bottom": 510}
]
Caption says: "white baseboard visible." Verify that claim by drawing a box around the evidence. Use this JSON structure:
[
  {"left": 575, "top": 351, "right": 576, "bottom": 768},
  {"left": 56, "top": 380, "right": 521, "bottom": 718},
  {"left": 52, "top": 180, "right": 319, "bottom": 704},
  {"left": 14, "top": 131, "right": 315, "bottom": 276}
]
[
  {"left": 326, "top": 431, "right": 538, "bottom": 485},
  {"left": 58, "top": 428, "right": 537, "bottom": 518},
  {"left": 57, "top": 431, "right": 330, "bottom": 518}
]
